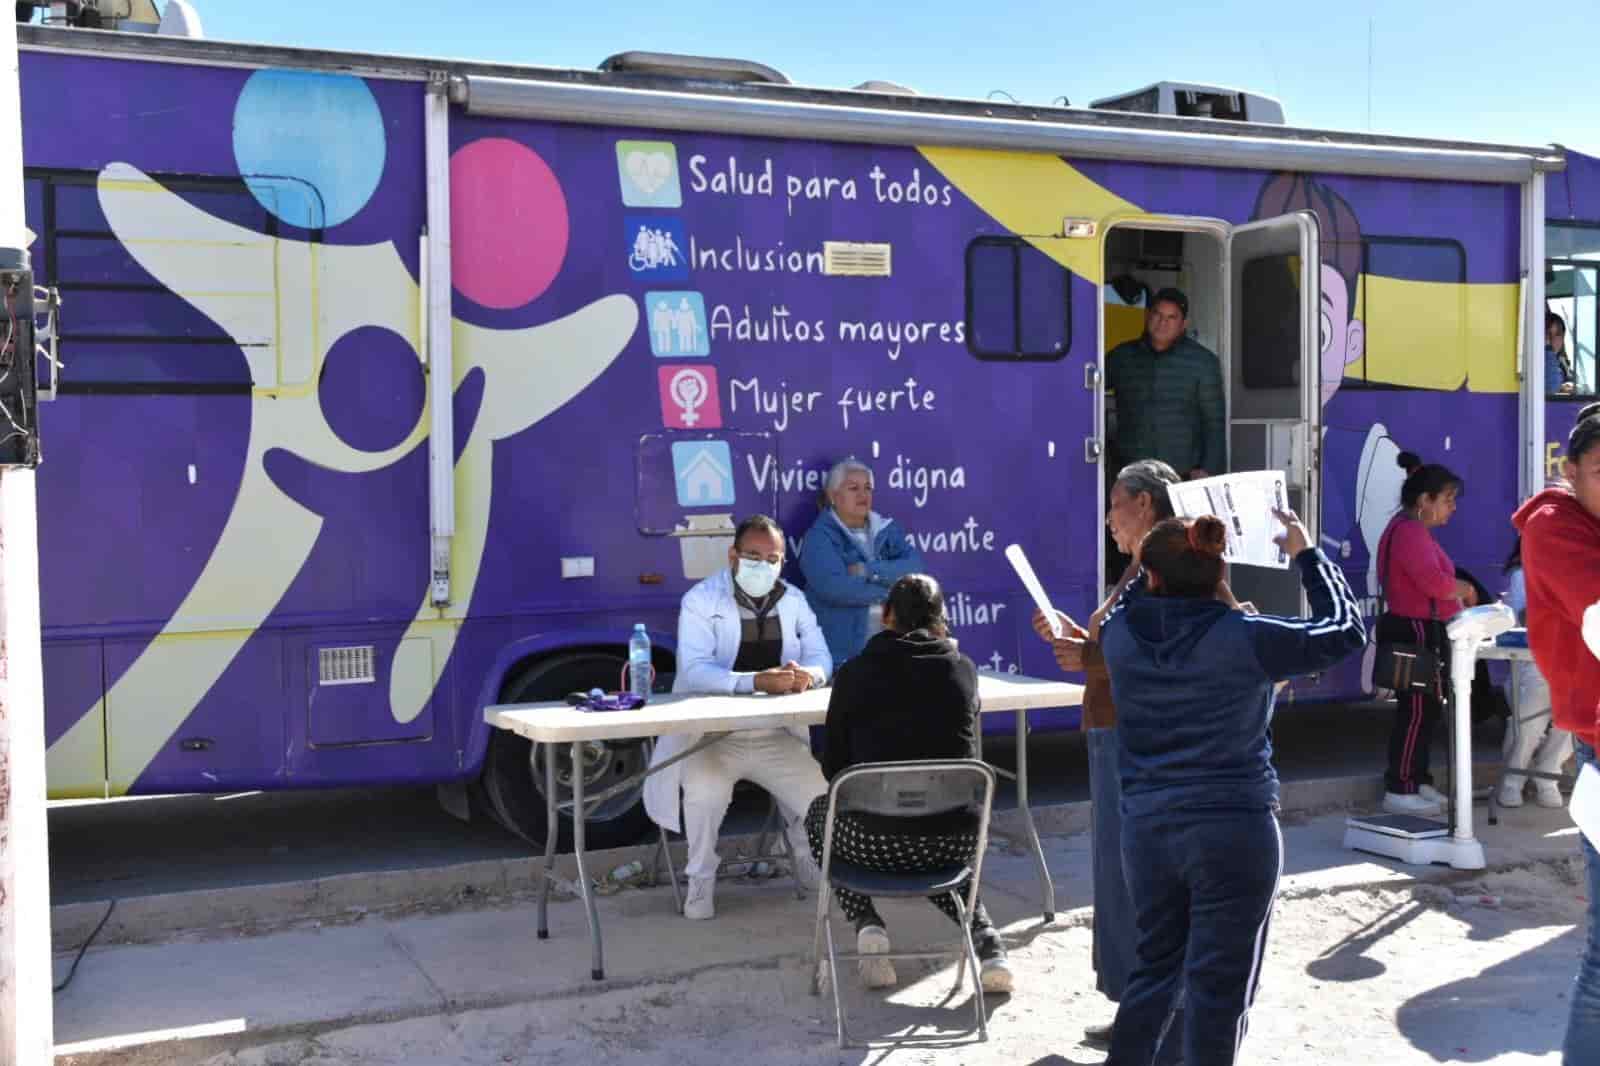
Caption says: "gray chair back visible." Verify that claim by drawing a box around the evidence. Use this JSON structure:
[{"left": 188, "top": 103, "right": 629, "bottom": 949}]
[{"left": 836, "top": 766, "right": 985, "bottom": 818}]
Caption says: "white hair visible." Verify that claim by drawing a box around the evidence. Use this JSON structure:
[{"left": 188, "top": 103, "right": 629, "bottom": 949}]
[{"left": 824, "top": 458, "right": 874, "bottom": 497}]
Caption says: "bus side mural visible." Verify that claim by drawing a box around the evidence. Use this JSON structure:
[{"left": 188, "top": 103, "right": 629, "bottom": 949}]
[{"left": 20, "top": 34, "right": 1549, "bottom": 843}]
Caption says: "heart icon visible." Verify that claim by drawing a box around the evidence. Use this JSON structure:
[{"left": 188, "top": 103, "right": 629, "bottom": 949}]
[{"left": 626, "top": 151, "right": 673, "bottom": 195}]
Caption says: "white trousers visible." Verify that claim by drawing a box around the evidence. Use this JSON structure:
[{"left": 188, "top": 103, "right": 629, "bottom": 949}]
[
  {"left": 1504, "top": 664, "right": 1574, "bottom": 787},
  {"left": 679, "top": 729, "right": 826, "bottom": 879}
]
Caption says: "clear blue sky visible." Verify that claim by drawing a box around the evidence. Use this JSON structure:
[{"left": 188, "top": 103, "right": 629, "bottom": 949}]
[{"left": 196, "top": 0, "right": 1596, "bottom": 154}]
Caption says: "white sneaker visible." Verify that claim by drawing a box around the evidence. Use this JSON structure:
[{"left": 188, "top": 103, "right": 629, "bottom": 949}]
[
  {"left": 856, "top": 924, "right": 897, "bottom": 988},
  {"left": 980, "top": 956, "right": 1015, "bottom": 994},
  {"left": 683, "top": 876, "right": 715, "bottom": 920},
  {"left": 976, "top": 929, "right": 1014, "bottom": 994},
  {"left": 1497, "top": 780, "right": 1525, "bottom": 808},
  {"left": 1535, "top": 783, "right": 1566, "bottom": 809},
  {"left": 1418, "top": 784, "right": 1448, "bottom": 807},
  {"left": 1383, "top": 791, "right": 1443, "bottom": 816}
]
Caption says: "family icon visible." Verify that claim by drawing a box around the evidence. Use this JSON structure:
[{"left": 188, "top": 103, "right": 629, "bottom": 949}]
[
  {"left": 647, "top": 291, "right": 710, "bottom": 357},
  {"left": 626, "top": 215, "right": 689, "bottom": 280}
]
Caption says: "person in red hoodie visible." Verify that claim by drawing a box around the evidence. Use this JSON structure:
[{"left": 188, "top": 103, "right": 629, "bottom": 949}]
[
  {"left": 1515, "top": 404, "right": 1600, "bottom": 1065},
  {"left": 1376, "top": 453, "right": 1476, "bottom": 816}
]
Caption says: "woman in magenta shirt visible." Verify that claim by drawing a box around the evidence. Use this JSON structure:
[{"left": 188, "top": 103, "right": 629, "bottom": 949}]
[{"left": 1376, "top": 452, "right": 1475, "bottom": 815}]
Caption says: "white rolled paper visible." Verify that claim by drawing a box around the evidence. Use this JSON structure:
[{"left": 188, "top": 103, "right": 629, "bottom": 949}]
[{"left": 1005, "top": 543, "right": 1061, "bottom": 639}]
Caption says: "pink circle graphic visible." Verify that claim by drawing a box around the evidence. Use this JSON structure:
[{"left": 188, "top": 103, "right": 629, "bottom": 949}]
[{"left": 450, "top": 138, "right": 569, "bottom": 309}]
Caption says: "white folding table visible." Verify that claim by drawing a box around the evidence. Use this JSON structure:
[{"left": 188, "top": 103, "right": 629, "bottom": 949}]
[{"left": 486, "top": 672, "right": 1083, "bottom": 980}]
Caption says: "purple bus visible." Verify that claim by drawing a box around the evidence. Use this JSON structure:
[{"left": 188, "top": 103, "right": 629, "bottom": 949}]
[{"left": 19, "top": 22, "right": 1577, "bottom": 847}]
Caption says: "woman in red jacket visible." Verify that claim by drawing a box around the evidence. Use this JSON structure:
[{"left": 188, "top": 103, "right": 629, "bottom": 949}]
[
  {"left": 1377, "top": 453, "right": 1475, "bottom": 816},
  {"left": 1515, "top": 406, "right": 1600, "bottom": 1064}
]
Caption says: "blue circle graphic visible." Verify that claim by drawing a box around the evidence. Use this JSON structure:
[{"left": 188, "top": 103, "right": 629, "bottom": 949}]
[{"left": 232, "top": 70, "right": 386, "bottom": 230}]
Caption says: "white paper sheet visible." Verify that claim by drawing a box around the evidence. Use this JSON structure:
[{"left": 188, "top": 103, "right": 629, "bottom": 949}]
[
  {"left": 1571, "top": 761, "right": 1600, "bottom": 852},
  {"left": 1167, "top": 470, "right": 1292, "bottom": 570},
  {"left": 1005, "top": 544, "right": 1062, "bottom": 638}
]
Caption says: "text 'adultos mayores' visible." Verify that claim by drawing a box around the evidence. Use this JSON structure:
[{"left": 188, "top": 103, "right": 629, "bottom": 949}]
[
  {"left": 710, "top": 303, "right": 965, "bottom": 361},
  {"left": 687, "top": 155, "right": 956, "bottom": 216}
]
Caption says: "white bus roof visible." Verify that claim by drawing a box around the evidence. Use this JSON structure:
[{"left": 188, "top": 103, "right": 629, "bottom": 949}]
[{"left": 18, "top": 25, "right": 1565, "bottom": 184}]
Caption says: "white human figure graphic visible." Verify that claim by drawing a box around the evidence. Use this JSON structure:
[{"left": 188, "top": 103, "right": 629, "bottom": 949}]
[
  {"left": 658, "top": 229, "right": 681, "bottom": 267},
  {"left": 1355, "top": 423, "right": 1406, "bottom": 598},
  {"left": 631, "top": 229, "right": 682, "bottom": 273},
  {"left": 632, "top": 226, "right": 653, "bottom": 269},
  {"left": 64, "top": 162, "right": 638, "bottom": 792},
  {"left": 652, "top": 299, "right": 674, "bottom": 351},
  {"left": 674, "top": 296, "right": 699, "bottom": 353},
  {"left": 1352, "top": 422, "right": 1409, "bottom": 694}
]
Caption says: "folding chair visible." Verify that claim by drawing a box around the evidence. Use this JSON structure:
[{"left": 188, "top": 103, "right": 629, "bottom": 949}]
[
  {"left": 1488, "top": 661, "right": 1576, "bottom": 824},
  {"left": 807, "top": 759, "right": 997, "bottom": 1049}
]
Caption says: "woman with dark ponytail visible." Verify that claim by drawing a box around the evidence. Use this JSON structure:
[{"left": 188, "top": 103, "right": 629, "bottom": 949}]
[
  {"left": 1099, "top": 510, "right": 1364, "bottom": 1066},
  {"left": 1375, "top": 452, "right": 1473, "bottom": 816},
  {"left": 805, "top": 573, "right": 1013, "bottom": 994}
]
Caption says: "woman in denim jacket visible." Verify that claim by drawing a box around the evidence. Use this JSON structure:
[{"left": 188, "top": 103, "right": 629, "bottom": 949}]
[{"left": 798, "top": 459, "right": 925, "bottom": 665}]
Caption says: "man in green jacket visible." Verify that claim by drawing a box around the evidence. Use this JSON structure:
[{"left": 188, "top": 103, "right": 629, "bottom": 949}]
[{"left": 1106, "top": 287, "right": 1225, "bottom": 480}]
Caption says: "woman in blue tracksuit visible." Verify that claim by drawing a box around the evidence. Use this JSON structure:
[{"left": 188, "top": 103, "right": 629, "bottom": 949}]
[{"left": 1100, "top": 510, "right": 1365, "bottom": 1066}]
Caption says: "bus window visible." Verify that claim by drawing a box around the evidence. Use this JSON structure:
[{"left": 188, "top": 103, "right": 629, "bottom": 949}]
[
  {"left": 1353, "top": 237, "right": 1467, "bottom": 391},
  {"left": 1547, "top": 263, "right": 1597, "bottom": 396},
  {"left": 964, "top": 236, "right": 1071, "bottom": 360},
  {"left": 30, "top": 170, "right": 263, "bottom": 392},
  {"left": 1238, "top": 253, "right": 1301, "bottom": 390},
  {"left": 1546, "top": 224, "right": 1600, "bottom": 398}
]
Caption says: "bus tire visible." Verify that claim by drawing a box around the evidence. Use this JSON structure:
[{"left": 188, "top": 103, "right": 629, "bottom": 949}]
[{"left": 478, "top": 651, "right": 654, "bottom": 851}]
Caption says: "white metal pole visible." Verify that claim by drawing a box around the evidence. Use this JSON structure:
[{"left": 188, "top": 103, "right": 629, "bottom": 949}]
[
  {"left": 1448, "top": 633, "right": 1482, "bottom": 852},
  {"left": 1522, "top": 175, "right": 1547, "bottom": 500},
  {"left": 0, "top": 12, "right": 54, "bottom": 1063},
  {"left": 424, "top": 72, "right": 454, "bottom": 607}
]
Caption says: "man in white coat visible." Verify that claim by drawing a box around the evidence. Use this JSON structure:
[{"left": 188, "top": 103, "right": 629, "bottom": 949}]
[{"left": 644, "top": 514, "right": 833, "bottom": 920}]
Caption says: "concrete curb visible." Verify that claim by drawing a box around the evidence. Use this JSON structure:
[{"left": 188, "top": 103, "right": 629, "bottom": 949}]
[{"left": 50, "top": 768, "right": 1404, "bottom": 953}]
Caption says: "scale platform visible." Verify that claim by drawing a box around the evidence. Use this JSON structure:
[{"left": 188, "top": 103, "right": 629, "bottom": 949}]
[{"left": 1344, "top": 813, "right": 1485, "bottom": 870}]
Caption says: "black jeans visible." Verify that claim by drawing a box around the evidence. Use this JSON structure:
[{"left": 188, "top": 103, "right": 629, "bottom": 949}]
[{"left": 1109, "top": 807, "right": 1282, "bottom": 1066}]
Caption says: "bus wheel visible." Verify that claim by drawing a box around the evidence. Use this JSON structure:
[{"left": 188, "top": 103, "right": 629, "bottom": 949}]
[{"left": 478, "top": 651, "right": 653, "bottom": 851}]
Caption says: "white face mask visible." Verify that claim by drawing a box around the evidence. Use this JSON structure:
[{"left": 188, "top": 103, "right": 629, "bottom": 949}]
[{"left": 735, "top": 558, "right": 780, "bottom": 599}]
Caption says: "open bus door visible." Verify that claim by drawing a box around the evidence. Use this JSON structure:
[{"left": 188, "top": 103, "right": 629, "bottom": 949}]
[{"left": 1225, "top": 211, "right": 1321, "bottom": 616}]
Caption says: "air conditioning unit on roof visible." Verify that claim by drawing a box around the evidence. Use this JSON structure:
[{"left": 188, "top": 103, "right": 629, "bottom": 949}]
[{"left": 1090, "top": 81, "right": 1285, "bottom": 125}]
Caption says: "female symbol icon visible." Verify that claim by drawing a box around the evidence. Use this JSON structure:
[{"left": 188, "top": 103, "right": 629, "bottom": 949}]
[{"left": 670, "top": 368, "right": 708, "bottom": 426}]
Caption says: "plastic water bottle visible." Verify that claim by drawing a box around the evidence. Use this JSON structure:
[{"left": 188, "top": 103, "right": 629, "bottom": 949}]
[{"left": 628, "top": 624, "right": 653, "bottom": 702}]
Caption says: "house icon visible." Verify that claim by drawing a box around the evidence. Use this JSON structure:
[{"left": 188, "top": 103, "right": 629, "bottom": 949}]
[{"left": 672, "top": 441, "right": 735, "bottom": 507}]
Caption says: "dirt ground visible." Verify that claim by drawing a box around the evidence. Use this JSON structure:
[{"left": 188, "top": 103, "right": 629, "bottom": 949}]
[{"left": 145, "top": 858, "right": 1587, "bottom": 1066}]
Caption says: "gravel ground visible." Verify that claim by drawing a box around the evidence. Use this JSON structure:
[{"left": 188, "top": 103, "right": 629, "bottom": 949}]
[{"left": 147, "top": 859, "right": 1588, "bottom": 1066}]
